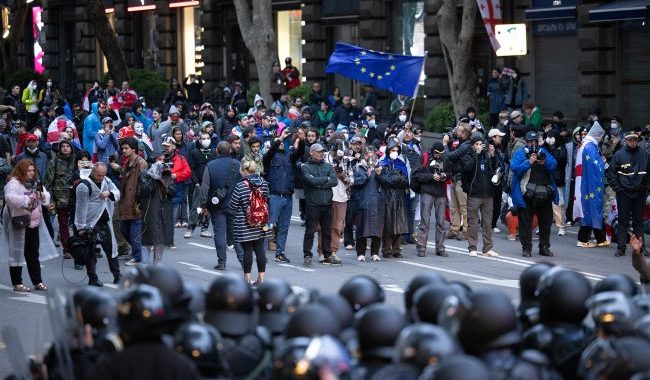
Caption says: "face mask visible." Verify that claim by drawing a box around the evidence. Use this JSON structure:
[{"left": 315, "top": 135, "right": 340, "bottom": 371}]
[
  {"left": 368, "top": 119, "right": 376, "bottom": 128},
  {"left": 27, "top": 146, "right": 38, "bottom": 153},
  {"left": 200, "top": 139, "right": 211, "bottom": 149},
  {"left": 30, "top": 83, "right": 37, "bottom": 90},
  {"left": 134, "top": 125, "right": 144, "bottom": 136},
  {"left": 47, "top": 81, "right": 52, "bottom": 87},
  {"left": 389, "top": 151, "right": 399, "bottom": 160},
  {"left": 611, "top": 121, "right": 619, "bottom": 129},
  {"left": 398, "top": 115, "right": 407, "bottom": 123},
  {"left": 512, "top": 73, "right": 518, "bottom": 79},
  {"left": 546, "top": 137, "right": 555, "bottom": 146}
]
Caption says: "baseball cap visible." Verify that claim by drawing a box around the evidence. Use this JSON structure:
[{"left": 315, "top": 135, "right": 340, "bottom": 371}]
[
  {"left": 510, "top": 110, "right": 523, "bottom": 119},
  {"left": 102, "top": 116, "right": 113, "bottom": 124},
  {"left": 350, "top": 136, "right": 363, "bottom": 144},
  {"left": 488, "top": 128, "right": 506, "bottom": 138},
  {"left": 525, "top": 131, "right": 539, "bottom": 141},
  {"left": 624, "top": 127, "right": 640, "bottom": 140},
  {"left": 161, "top": 135, "right": 176, "bottom": 146},
  {"left": 310, "top": 143, "right": 325, "bottom": 153},
  {"left": 24, "top": 133, "right": 39, "bottom": 142}
]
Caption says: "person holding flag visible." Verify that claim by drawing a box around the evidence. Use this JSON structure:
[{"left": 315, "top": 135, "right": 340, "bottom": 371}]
[{"left": 574, "top": 122, "right": 608, "bottom": 248}]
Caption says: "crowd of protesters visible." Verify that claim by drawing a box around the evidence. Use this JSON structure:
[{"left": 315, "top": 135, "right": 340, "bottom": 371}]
[{"left": 1, "top": 63, "right": 650, "bottom": 292}]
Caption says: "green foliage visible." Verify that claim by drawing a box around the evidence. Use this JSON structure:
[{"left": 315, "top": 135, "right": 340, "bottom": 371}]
[
  {"left": 4, "top": 69, "right": 46, "bottom": 89},
  {"left": 129, "top": 69, "right": 168, "bottom": 107},
  {"left": 288, "top": 84, "right": 311, "bottom": 103},
  {"left": 247, "top": 84, "right": 260, "bottom": 107},
  {"left": 424, "top": 101, "right": 456, "bottom": 132}
]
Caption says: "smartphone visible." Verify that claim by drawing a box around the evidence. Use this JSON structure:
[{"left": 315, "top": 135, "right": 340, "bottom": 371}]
[
  {"left": 36, "top": 181, "right": 43, "bottom": 192},
  {"left": 349, "top": 122, "right": 358, "bottom": 130}
]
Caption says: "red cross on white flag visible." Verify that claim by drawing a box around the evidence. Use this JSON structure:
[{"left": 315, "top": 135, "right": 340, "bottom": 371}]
[{"left": 477, "top": 0, "right": 502, "bottom": 51}]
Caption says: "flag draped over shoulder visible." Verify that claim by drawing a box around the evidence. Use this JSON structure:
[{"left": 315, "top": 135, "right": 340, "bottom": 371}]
[
  {"left": 325, "top": 42, "right": 424, "bottom": 97},
  {"left": 573, "top": 136, "right": 605, "bottom": 229}
]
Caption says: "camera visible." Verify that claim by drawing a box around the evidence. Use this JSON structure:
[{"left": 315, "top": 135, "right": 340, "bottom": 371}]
[
  {"left": 108, "top": 154, "right": 117, "bottom": 164},
  {"left": 161, "top": 162, "right": 174, "bottom": 179}
]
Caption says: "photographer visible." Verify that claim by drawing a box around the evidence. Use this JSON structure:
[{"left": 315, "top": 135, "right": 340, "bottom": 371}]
[
  {"left": 462, "top": 135, "right": 501, "bottom": 258},
  {"left": 510, "top": 131, "right": 558, "bottom": 258},
  {"left": 413, "top": 142, "right": 452, "bottom": 257},
  {"left": 94, "top": 117, "right": 119, "bottom": 164},
  {"left": 443, "top": 123, "right": 473, "bottom": 240},
  {"left": 74, "top": 162, "right": 121, "bottom": 286},
  {"left": 325, "top": 135, "right": 354, "bottom": 259},
  {"left": 160, "top": 135, "right": 192, "bottom": 236},
  {"left": 140, "top": 162, "right": 176, "bottom": 265}
]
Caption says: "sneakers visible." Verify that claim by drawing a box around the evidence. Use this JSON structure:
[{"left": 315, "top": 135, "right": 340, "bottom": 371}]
[
  {"left": 558, "top": 228, "right": 566, "bottom": 236},
  {"left": 168, "top": 245, "right": 176, "bottom": 250},
  {"left": 539, "top": 249, "right": 554, "bottom": 257},
  {"left": 597, "top": 241, "right": 610, "bottom": 247},
  {"left": 303, "top": 257, "right": 312, "bottom": 267},
  {"left": 535, "top": 227, "right": 540, "bottom": 235},
  {"left": 125, "top": 259, "right": 140, "bottom": 266},
  {"left": 493, "top": 227, "right": 501, "bottom": 233},
  {"left": 566, "top": 221, "right": 573, "bottom": 226},
  {"left": 200, "top": 230, "right": 213, "bottom": 238},
  {"left": 214, "top": 262, "right": 226, "bottom": 270},
  {"left": 274, "top": 253, "right": 290, "bottom": 263},
  {"left": 321, "top": 254, "right": 342, "bottom": 266},
  {"left": 577, "top": 241, "right": 598, "bottom": 248},
  {"left": 522, "top": 251, "right": 532, "bottom": 257},
  {"left": 181, "top": 222, "right": 188, "bottom": 228},
  {"left": 507, "top": 234, "right": 516, "bottom": 241},
  {"left": 469, "top": 250, "right": 479, "bottom": 257},
  {"left": 184, "top": 230, "right": 193, "bottom": 239},
  {"left": 357, "top": 255, "right": 366, "bottom": 262},
  {"left": 481, "top": 250, "right": 499, "bottom": 257},
  {"left": 318, "top": 253, "right": 325, "bottom": 262},
  {"left": 615, "top": 249, "right": 626, "bottom": 257},
  {"left": 436, "top": 251, "right": 448, "bottom": 257},
  {"left": 371, "top": 255, "right": 381, "bottom": 261},
  {"left": 175, "top": 221, "right": 182, "bottom": 228},
  {"left": 227, "top": 245, "right": 234, "bottom": 250},
  {"left": 345, "top": 245, "right": 354, "bottom": 250}
]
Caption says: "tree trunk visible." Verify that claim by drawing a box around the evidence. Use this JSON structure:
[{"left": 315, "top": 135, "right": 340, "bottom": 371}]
[
  {"left": 87, "top": 0, "right": 130, "bottom": 82},
  {"left": 2, "top": 0, "right": 29, "bottom": 79},
  {"left": 233, "top": 0, "right": 278, "bottom": 104},
  {"left": 430, "top": 0, "right": 477, "bottom": 118}
]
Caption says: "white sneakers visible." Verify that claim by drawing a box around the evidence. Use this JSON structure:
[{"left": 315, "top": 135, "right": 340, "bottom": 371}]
[
  {"left": 372, "top": 255, "right": 381, "bottom": 261},
  {"left": 493, "top": 227, "right": 501, "bottom": 233},
  {"left": 345, "top": 245, "right": 354, "bottom": 250},
  {"left": 357, "top": 255, "right": 366, "bottom": 262},
  {"left": 558, "top": 228, "right": 566, "bottom": 236},
  {"left": 184, "top": 230, "right": 192, "bottom": 239},
  {"left": 507, "top": 234, "right": 516, "bottom": 241},
  {"left": 470, "top": 250, "right": 499, "bottom": 257}
]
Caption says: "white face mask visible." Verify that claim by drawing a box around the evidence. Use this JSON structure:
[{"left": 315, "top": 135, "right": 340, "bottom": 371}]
[
  {"left": 200, "top": 139, "right": 211, "bottom": 149},
  {"left": 27, "top": 146, "right": 38, "bottom": 153},
  {"left": 611, "top": 121, "right": 619, "bottom": 129},
  {"left": 368, "top": 119, "right": 376, "bottom": 128},
  {"left": 512, "top": 73, "right": 518, "bottom": 79},
  {"left": 30, "top": 83, "right": 37, "bottom": 90},
  {"left": 389, "top": 151, "right": 399, "bottom": 160},
  {"left": 47, "top": 81, "right": 52, "bottom": 87},
  {"left": 545, "top": 137, "right": 555, "bottom": 146},
  {"left": 398, "top": 115, "right": 407, "bottom": 123},
  {"left": 134, "top": 125, "right": 144, "bottom": 136}
]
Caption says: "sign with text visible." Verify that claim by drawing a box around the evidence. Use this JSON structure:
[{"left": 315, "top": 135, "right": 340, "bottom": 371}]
[
  {"left": 533, "top": 20, "right": 578, "bottom": 36},
  {"left": 495, "top": 23, "right": 527, "bottom": 56}
]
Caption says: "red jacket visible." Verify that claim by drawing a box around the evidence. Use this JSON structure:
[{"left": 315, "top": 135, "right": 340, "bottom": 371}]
[
  {"left": 119, "top": 88, "right": 138, "bottom": 109},
  {"left": 171, "top": 152, "right": 192, "bottom": 183}
]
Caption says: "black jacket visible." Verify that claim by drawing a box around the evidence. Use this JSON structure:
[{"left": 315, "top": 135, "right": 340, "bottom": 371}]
[
  {"left": 301, "top": 158, "right": 338, "bottom": 206},
  {"left": 444, "top": 139, "right": 472, "bottom": 180},
  {"left": 547, "top": 144, "right": 567, "bottom": 187},
  {"left": 607, "top": 144, "right": 650, "bottom": 198},
  {"left": 189, "top": 147, "right": 217, "bottom": 184},
  {"left": 462, "top": 151, "right": 498, "bottom": 198},
  {"left": 411, "top": 153, "right": 450, "bottom": 198}
]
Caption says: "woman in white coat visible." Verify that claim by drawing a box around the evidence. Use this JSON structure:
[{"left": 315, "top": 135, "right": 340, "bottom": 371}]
[{"left": 2, "top": 158, "right": 59, "bottom": 292}]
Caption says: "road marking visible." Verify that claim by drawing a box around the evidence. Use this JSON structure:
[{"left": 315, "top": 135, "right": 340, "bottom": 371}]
[
  {"left": 188, "top": 242, "right": 214, "bottom": 250},
  {"left": 178, "top": 261, "right": 224, "bottom": 276},
  {"left": 277, "top": 263, "right": 315, "bottom": 272},
  {"left": 0, "top": 284, "right": 47, "bottom": 305},
  {"left": 397, "top": 260, "right": 518, "bottom": 288},
  {"left": 178, "top": 261, "right": 201, "bottom": 268},
  {"left": 381, "top": 284, "right": 405, "bottom": 293},
  {"left": 103, "top": 284, "right": 118, "bottom": 289}
]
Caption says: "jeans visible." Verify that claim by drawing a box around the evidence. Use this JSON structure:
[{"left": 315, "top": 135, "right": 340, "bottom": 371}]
[
  {"left": 173, "top": 184, "right": 188, "bottom": 223},
  {"left": 416, "top": 193, "right": 449, "bottom": 254},
  {"left": 242, "top": 239, "right": 267, "bottom": 273},
  {"left": 269, "top": 194, "right": 293, "bottom": 255},
  {"left": 304, "top": 204, "right": 333, "bottom": 258},
  {"left": 9, "top": 226, "right": 41, "bottom": 286},
  {"left": 120, "top": 219, "right": 143, "bottom": 262},
  {"left": 210, "top": 210, "right": 228, "bottom": 264},
  {"left": 467, "top": 197, "right": 494, "bottom": 253}
]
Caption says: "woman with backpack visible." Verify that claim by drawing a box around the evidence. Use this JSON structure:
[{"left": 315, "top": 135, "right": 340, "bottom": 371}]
[{"left": 228, "top": 158, "right": 270, "bottom": 286}]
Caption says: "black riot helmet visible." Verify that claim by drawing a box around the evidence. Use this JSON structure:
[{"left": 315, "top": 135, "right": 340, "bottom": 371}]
[
  {"left": 404, "top": 273, "right": 447, "bottom": 313},
  {"left": 355, "top": 304, "right": 408, "bottom": 360},
  {"left": 339, "top": 276, "right": 385, "bottom": 312},
  {"left": 257, "top": 278, "right": 301, "bottom": 335},
  {"left": 120, "top": 266, "right": 190, "bottom": 309},
  {"left": 314, "top": 294, "right": 355, "bottom": 330},
  {"left": 117, "top": 284, "right": 173, "bottom": 343},
  {"left": 586, "top": 291, "right": 641, "bottom": 337},
  {"left": 421, "top": 355, "right": 491, "bottom": 380},
  {"left": 79, "top": 290, "right": 117, "bottom": 332},
  {"left": 411, "top": 284, "right": 455, "bottom": 325},
  {"left": 594, "top": 273, "right": 639, "bottom": 297},
  {"left": 183, "top": 282, "right": 206, "bottom": 316},
  {"left": 286, "top": 304, "right": 341, "bottom": 339},
  {"left": 537, "top": 267, "right": 592, "bottom": 326},
  {"left": 394, "top": 323, "right": 460, "bottom": 371},
  {"left": 458, "top": 289, "right": 521, "bottom": 355},
  {"left": 584, "top": 336, "right": 650, "bottom": 380},
  {"left": 174, "top": 322, "right": 231, "bottom": 378},
  {"left": 273, "top": 336, "right": 352, "bottom": 379},
  {"left": 518, "top": 262, "right": 554, "bottom": 313},
  {"left": 205, "top": 273, "right": 258, "bottom": 336}
]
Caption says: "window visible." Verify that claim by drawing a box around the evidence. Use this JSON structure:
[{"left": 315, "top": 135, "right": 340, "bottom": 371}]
[
  {"left": 394, "top": 1, "right": 426, "bottom": 84},
  {"left": 276, "top": 10, "right": 303, "bottom": 75}
]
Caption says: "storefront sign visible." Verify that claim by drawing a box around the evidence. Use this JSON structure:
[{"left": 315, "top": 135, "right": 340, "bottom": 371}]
[
  {"left": 533, "top": 20, "right": 578, "bottom": 36},
  {"left": 127, "top": 0, "right": 156, "bottom": 12},
  {"left": 532, "top": 0, "right": 577, "bottom": 7}
]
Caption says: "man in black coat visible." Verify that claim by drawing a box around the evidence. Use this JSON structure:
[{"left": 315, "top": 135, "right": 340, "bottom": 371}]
[{"left": 186, "top": 132, "right": 217, "bottom": 239}]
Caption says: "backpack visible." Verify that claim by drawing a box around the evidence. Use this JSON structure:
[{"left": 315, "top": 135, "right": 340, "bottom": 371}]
[
  {"left": 244, "top": 179, "right": 269, "bottom": 227},
  {"left": 67, "top": 178, "right": 92, "bottom": 227}
]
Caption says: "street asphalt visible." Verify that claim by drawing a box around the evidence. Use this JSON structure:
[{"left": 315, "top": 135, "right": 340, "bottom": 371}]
[{"left": 0, "top": 201, "right": 643, "bottom": 376}]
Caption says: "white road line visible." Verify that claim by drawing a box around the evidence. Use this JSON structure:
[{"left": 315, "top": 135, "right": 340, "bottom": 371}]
[
  {"left": 381, "top": 284, "right": 405, "bottom": 293},
  {"left": 277, "top": 263, "right": 315, "bottom": 272},
  {"left": 397, "top": 260, "right": 519, "bottom": 288},
  {"left": 103, "top": 284, "right": 118, "bottom": 289},
  {"left": 187, "top": 242, "right": 214, "bottom": 250},
  {"left": 178, "top": 262, "right": 224, "bottom": 276},
  {"left": 178, "top": 261, "right": 201, "bottom": 268}
]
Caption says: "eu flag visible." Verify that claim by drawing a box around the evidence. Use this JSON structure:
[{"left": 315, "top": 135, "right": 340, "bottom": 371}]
[{"left": 325, "top": 42, "right": 425, "bottom": 97}]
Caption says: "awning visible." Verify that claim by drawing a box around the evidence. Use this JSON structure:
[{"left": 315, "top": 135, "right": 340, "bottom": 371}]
[
  {"left": 525, "top": 6, "right": 577, "bottom": 21},
  {"left": 589, "top": 0, "right": 650, "bottom": 22}
]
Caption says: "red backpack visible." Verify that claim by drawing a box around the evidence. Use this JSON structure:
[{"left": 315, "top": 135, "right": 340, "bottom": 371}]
[{"left": 244, "top": 179, "right": 269, "bottom": 227}]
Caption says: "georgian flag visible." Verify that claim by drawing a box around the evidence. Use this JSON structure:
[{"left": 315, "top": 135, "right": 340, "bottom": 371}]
[{"left": 477, "top": 0, "right": 502, "bottom": 51}]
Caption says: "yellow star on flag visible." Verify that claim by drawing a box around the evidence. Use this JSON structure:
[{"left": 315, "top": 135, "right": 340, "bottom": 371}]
[
  {"left": 361, "top": 51, "right": 367, "bottom": 56},
  {"left": 584, "top": 195, "right": 589, "bottom": 200},
  {"left": 388, "top": 55, "right": 394, "bottom": 60},
  {"left": 589, "top": 193, "right": 595, "bottom": 199},
  {"left": 377, "top": 75, "right": 383, "bottom": 80},
  {"left": 354, "top": 58, "right": 360, "bottom": 65},
  {"left": 596, "top": 186, "right": 601, "bottom": 192},
  {"left": 385, "top": 72, "right": 391, "bottom": 76},
  {"left": 585, "top": 155, "right": 590, "bottom": 160},
  {"left": 360, "top": 67, "right": 366, "bottom": 73},
  {"left": 390, "top": 65, "right": 396, "bottom": 71},
  {"left": 369, "top": 72, "right": 375, "bottom": 78}
]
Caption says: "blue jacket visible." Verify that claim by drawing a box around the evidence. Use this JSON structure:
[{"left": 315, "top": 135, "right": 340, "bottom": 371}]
[
  {"left": 83, "top": 103, "right": 102, "bottom": 154},
  {"left": 94, "top": 132, "right": 120, "bottom": 164},
  {"left": 17, "top": 149, "right": 48, "bottom": 182},
  {"left": 204, "top": 155, "right": 241, "bottom": 211},
  {"left": 509, "top": 146, "right": 559, "bottom": 208},
  {"left": 263, "top": 139, "right": 305, "bottom": 195},
  {"left": 487, "top": 78, "right": 507, "bottom": 113}
]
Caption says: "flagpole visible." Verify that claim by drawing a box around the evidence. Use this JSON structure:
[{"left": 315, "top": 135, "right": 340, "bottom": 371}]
[{"left": 408, "top": 50, "right": 427, "bottom": 124}]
